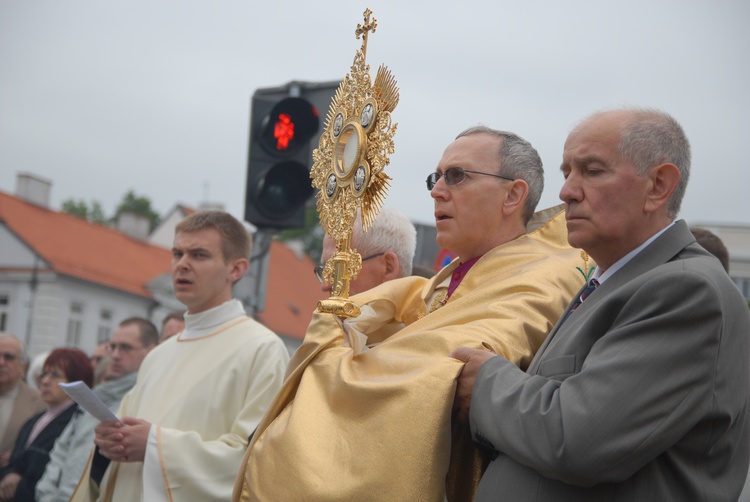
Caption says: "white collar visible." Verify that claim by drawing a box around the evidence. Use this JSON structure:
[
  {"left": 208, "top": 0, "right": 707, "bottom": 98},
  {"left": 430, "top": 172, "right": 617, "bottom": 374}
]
[
  {"left": 594, "top": 221, "right": 675, "bottom": 285},
  {"left": 181, "top": 299, "right": 247, "bottom": 340}
]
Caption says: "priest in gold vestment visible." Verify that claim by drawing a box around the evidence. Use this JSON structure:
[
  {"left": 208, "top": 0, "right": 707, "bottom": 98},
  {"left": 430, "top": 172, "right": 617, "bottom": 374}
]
[{"left": 234, "top": 127, "right": 591, "bottom": 501}]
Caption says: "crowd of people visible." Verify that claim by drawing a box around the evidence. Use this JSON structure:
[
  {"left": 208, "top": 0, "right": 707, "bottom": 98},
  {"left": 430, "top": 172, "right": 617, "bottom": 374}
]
[
  {"left": 0, "top": 107, "right": 748, "bottom": 501},
  {"left": 0, "top": 316, "right": 175, "bottom": 502}
]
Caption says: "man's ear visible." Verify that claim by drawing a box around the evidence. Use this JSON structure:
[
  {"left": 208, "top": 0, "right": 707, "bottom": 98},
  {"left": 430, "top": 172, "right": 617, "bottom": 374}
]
[
  {"left": 229, "top": 258, "right": 249, "bottom": 283},
  {"left": 644, "top": 163, "right": 680, "bottom": 214},
  {"left": 502, "top": 179, "right": 529, "bottom": 217},
  {"left": 382, "top": 251, "right": 401, "bottom": 281}
]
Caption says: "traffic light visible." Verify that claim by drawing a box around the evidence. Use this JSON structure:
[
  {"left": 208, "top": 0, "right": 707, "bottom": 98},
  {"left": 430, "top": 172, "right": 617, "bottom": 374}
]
[{"left": 245, "top": 81, "right": 339, "bottom": 229}]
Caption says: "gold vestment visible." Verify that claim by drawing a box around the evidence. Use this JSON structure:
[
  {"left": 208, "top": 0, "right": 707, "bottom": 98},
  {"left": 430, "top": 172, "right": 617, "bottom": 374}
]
[{"left": 234, "top": 206, "right": 589, "bottom": 501}]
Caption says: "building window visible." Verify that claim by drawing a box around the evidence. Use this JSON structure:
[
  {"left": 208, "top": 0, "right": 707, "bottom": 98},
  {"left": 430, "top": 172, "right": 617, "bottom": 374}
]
[
  {"left": 66, "top": 302, "right": 84, "bottom": 346},
  {"left": 97, "top": 309, "right": 112, "bottom": 343},
  {"left": 0, "top": 295, "right": 8, "bottom": 332}
]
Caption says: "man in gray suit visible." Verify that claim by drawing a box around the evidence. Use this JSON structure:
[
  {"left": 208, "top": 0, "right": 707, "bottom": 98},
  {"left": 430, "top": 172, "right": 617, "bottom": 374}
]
[{"left": 452, "top": 108, "right": 750, "bottom": 501}]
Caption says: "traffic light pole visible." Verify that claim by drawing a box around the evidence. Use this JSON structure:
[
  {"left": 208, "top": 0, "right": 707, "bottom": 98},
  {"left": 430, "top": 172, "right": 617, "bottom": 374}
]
[{"left": 245, "top": 230, "right": 273, "bottom": 318}]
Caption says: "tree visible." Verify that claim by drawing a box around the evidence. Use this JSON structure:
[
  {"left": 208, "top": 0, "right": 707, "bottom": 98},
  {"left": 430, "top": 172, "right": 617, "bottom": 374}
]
[
  {"left": 61, "top": 198, "right": 108, "bottom": 225},
  {"left": 61, "top": 191, "right": 160, "bottom": 232},
  {"left": 278, "top": 208, "right": 324, "bottom": 263},
  {"left": 114, "top": 190, "right": 160, "bottom": 231}
]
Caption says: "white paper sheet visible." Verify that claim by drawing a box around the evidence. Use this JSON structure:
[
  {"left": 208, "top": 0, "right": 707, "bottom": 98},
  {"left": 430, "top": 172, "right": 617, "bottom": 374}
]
[{"left": 59, "top": 381, "right": 121, "bottom": 423}]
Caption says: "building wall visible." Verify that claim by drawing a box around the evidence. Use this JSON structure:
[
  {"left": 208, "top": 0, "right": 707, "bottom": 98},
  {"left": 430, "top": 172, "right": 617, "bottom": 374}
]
[
  {"left": 0, "top": 223, "right": 51, "bottom": 343},
  {"left": 1, "top": 218, "right": 165, "bottom": 356},
  {"left": 0, "top": 272, "right": 35, "bottom": 342},
  {"left": 149, "top": 209, "right": 185, "bottom": 249},
  {"left": 36, "top": 276, "right": 154, "bottom": 356},
  {"left": 0, "top": 224, "right": 43, "bottom": 267},
  {"left": 25, "top": 278, "right": 61, "bottom": 354},
  {"left": 414, "top": 222, "right": 439, "bottom": 272},
  {"left": 1, "top": 270, "right": 156, "bottom": 358}
]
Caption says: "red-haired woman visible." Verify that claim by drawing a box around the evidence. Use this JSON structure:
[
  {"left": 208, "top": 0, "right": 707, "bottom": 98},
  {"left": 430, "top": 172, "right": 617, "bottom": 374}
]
[{"left": 0, "top": 348, "right": 93, "bottom": 501}]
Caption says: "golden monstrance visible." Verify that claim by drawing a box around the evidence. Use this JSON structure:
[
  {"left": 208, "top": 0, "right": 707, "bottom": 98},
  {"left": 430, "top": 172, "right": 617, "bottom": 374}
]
[{"left": 311, "top": 8, "right": 399, "bottom": 318}]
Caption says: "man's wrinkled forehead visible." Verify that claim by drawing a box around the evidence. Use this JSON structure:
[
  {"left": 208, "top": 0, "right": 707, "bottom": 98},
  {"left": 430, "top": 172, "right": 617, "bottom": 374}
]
[
  {"left": 568, "top": 111, "right": 632, "bottom": 143},
  {"left": 563, "top": 114, "right": 627, "bottom": 158}
]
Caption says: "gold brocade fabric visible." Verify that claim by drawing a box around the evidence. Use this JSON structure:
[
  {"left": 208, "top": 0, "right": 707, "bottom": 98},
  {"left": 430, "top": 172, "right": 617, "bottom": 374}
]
[{"left": 233, "top": 206, "right": 590, "bottom": 502}]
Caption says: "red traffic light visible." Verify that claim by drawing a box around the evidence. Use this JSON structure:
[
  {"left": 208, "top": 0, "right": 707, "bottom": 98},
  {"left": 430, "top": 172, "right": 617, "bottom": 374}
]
[
  {"left": 247, "top": 81, "right": 338, "bottom": 229},
  {"left": 274, "top": 113, "right": 295, "bottom": 150},
  {"left": 261, "top": 98, "right": 319, "bottom": 156}
]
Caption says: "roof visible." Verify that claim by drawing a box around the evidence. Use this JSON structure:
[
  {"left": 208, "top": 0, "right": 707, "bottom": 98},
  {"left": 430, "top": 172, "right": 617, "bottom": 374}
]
[
  {"left": 0, "top": 191, "right": 171, "bottom": 298},
  {"left": 0, "top": 190, "right": 326, "bottom": 338},
  {"left": 257, "top": 240, "right": 326, "bottom": 340}
]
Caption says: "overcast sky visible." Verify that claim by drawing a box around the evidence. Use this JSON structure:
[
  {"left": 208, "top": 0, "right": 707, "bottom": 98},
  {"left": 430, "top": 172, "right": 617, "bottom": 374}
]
[{"left": 1, "top": 1, "right": 748, "bottom": 228}]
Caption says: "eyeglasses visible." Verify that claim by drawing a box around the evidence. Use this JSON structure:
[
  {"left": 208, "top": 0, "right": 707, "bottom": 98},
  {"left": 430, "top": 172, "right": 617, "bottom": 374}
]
[
  {"left": 426, "top": 166, "right": 515, "bottom": 190},
  {"left": 108, "top": 342, "right": 144, "bottom": 354},
  {"left": 40, "top": 370, "right": 66, "bottom": 380},
  {"left": 0, "top": 352, "right": 19, "bottom": 362},
  {"left": 314, "top": 252, "right": 385, "bottom": 283}
]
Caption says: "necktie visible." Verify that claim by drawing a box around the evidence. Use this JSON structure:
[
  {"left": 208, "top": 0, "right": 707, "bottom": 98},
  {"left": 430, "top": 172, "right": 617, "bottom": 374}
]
[
  {"left": 545, "top": 278, "right": 600, "bottom": 346},
  {"left": 564, "top": 278, "right": 599, "bottom": 321}
]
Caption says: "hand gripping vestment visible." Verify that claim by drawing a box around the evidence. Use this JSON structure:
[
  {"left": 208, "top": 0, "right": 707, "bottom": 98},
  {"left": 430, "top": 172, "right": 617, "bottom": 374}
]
[
  {"left": 233, "top": 206, "right": 590, "bottom": 502},
  {"left": 72, "top": 304, "right": 289, "bottom": 502}
]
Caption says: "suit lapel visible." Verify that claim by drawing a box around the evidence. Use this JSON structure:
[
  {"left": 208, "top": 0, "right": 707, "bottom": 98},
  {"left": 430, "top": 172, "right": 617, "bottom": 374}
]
[
  {"left": 529, "top": 221, "right": 695, "bottom": 374},
  {"left": 528, "top": 283, "right": 587, "bottom": 373}
]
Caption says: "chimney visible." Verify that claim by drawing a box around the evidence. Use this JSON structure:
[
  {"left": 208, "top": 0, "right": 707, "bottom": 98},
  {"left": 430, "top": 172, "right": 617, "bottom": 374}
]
[
  {"left": 116, "top": 211, "right": 150, "bottom": 241},
  {"left": 16, "top": 172, "right": 52, "bottom": 208}
]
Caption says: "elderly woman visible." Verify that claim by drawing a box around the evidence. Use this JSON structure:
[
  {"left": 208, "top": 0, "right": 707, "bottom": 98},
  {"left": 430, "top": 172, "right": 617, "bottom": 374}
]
[{"left": 0, "top": 348, "right": 93, "bottom": 502}]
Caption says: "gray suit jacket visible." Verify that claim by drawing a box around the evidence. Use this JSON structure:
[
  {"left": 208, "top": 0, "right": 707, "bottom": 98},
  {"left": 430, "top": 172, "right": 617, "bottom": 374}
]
[{"left": 470, "top": 221, "right": 750, "bottom": 501}]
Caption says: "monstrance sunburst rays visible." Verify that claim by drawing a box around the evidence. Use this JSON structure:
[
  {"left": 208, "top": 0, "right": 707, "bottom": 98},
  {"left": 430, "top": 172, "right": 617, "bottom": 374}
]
[{"left": 310, "top": 8, "right": 399, "bottom": 318}]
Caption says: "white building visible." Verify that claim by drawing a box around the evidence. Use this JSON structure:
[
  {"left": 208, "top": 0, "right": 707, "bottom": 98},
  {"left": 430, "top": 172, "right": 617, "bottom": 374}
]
[
  {"left": 0, "top": 173, "right": 325, "bottom": 357},
  {"left": 0, "top": 173, "right": 173, "bottom": 356}
]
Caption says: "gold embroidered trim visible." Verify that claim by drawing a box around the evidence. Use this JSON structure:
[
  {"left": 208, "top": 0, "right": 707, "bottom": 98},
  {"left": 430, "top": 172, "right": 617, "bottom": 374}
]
[
  {"left": 69, "top": 448, "right": 101, "bottom": 501},
  {"left": 429, "top": 290, "right": 448, "bottom": 313},
  {"left": 175, "top": 317, "right": 249, "bottom": 343},
  {"left": 157, "top": 426, "right": 174, "bottom": 502},
  {"left": 102, "top": 461, "right": 119, "bottom": 501}
]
